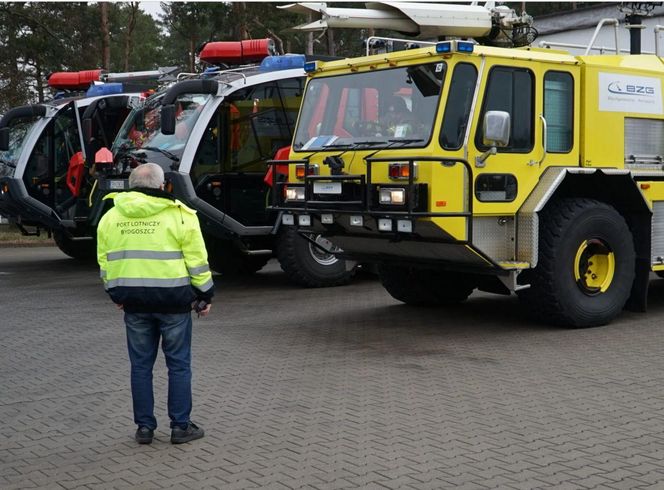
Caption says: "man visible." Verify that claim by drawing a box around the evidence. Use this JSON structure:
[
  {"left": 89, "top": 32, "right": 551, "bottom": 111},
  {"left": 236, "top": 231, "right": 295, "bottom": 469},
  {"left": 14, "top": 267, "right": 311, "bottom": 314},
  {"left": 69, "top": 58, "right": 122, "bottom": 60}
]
[{"left": 97, "top": 162, "right": 214, "bottom": 445}]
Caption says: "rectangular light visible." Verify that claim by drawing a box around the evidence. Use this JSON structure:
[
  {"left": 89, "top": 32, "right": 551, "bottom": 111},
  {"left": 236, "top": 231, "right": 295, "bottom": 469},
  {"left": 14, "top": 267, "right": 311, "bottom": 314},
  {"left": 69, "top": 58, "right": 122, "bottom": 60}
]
[
  {"left": 303, "top": 61, "right": 318, "bottom": 73},
  {"left": 388, "top": 162, "right": 417, "bottom": 180},
  {"left": 295, "top": 164, "right": 319, "bottom": 179},
  {"left": 298, "top": 215, "right": 311, "bottom": 227},
  {"left": 379, "top": 188, "right": 406, "bottom": 205},
  {"left": 378, "top": 219, "right": 392, "bottom": 231},
  {"left": 397, "top": 220, "right": 412, "bottom": 233},
  {"left": 350, "top": 215, "right": 364, "bottom": 227},
  {"left": 285, "top": 186, "right": 305, "bottom": 201},
  {"left": 436, "top": 41, "right": 452, "bottom": 53},
  {"left": 282, "top": 214, "right": 295, "bottom": 225},
  {"left": 321, "top": 214, "right": 334, "bottom": 224},
  {"left": 457, "top": 41, "right": 475, "bottom": 53}
]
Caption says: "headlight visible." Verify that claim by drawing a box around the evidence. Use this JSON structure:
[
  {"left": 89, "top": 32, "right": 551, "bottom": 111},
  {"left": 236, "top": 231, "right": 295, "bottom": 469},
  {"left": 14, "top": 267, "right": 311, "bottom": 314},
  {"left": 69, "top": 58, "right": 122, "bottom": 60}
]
[
  {"left": 285, "top": 186, "right": 305, "bottom": 201},
  {"left": 379, "top": 187, "right": 406, "bottom": 205}
]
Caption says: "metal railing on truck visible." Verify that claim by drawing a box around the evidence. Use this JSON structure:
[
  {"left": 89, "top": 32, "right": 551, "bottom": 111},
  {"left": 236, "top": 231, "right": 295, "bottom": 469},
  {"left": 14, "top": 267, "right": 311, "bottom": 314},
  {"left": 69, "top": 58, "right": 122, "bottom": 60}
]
[{"left": 268, "top": 156, "right": 475, "bottom": 241}]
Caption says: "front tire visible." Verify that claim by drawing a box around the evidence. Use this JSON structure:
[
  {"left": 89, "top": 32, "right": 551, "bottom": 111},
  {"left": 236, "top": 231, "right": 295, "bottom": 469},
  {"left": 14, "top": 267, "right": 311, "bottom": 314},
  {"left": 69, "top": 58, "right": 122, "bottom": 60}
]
[
  {"left": 378, "top": 264, "right": 475, "bottom": 305},
  {"left": 53, "top": 230, "right": 96, "bottom": 260},
  {"left": 276, "top": 228, "right": 355, "bottom": 287},
  {"left": 205, "top": 236, "right": 270, "bottom": 275},
  {"left": 518, "top": 198, "right": 635, "bottom": 327}
]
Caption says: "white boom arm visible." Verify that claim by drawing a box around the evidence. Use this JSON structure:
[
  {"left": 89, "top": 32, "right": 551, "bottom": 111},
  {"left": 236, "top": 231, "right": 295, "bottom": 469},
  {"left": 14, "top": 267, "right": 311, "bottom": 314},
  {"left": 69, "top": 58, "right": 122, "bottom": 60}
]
[{"left": 280, "top": 2, "right": 535, "bottom": 46}]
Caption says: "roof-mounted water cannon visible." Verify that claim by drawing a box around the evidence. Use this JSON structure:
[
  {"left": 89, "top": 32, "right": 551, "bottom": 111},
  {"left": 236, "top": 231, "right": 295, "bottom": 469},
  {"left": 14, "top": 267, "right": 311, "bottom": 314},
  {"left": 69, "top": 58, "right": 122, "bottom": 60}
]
[
  {"left": 198, "top": 39, "right": 277, "bottom": 66},
  {"left": 281, "top": 2, "right": 537, "bottom": 48},
  {"left": 47, "top": 70, "right": 103, "bottom": 90},
  {"left": 47, "top": 67, "right": 180, "bottom": 96}
]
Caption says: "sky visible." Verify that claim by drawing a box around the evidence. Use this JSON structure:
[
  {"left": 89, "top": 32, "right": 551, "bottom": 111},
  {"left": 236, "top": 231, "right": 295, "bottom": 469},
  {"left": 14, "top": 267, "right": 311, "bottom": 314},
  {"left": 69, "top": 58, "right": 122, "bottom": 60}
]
[{"left": 139, "top": 1, "right": 165, "bottom": 20}]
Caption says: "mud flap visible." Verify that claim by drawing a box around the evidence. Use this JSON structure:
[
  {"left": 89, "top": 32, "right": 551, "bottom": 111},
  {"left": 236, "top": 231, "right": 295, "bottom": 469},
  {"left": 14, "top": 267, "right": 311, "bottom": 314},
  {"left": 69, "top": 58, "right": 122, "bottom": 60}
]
[{"left": 625, "top": 257, "right": 650, "bottom": 312}]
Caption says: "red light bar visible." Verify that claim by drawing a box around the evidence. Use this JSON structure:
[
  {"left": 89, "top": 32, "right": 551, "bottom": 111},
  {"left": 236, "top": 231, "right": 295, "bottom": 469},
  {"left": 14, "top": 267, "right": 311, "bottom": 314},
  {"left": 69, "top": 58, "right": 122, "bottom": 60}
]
[
  {"left": 48, "top": 70, "right": 103, "bottom": 90},
  {"left": 199, "top": 39, "right": 276, "bottom": 65}
]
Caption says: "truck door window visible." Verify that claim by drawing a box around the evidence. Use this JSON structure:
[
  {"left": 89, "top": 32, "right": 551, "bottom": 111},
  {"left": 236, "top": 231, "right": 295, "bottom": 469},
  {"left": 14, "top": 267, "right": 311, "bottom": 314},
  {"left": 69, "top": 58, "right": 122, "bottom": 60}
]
[
  {"left": 476, "top": 66, "right": 534, "bottom": 152},
  {"left": 23, "top": 105, "right": 81, "bottom": 204},
  {"left": 544, "top": 71, "right": 573, "bottom": 153},
  {"left": 0, "top": 117, "right": 38, "bottom": 177},
  {"left": 440, "top": 63, "right": 478, "bottom": 150},
  {"left": 277, "top": 78, "right": 305, "bottom": 130}
]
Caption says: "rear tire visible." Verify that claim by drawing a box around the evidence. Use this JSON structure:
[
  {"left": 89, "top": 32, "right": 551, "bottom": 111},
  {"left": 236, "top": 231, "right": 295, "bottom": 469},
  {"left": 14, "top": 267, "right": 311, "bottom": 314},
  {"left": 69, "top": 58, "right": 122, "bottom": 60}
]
[
  {"left": 276, "top": 228, "right": 355, "bottom": 287},
  {"left": 53, "top": 230, "right": 96, "bottom": 261},
  {"left": 378, "top": 264, "right": 475, "bottom": 305},
  {"left": 517, "top": 198, "right": 635, "bottom": 327}
]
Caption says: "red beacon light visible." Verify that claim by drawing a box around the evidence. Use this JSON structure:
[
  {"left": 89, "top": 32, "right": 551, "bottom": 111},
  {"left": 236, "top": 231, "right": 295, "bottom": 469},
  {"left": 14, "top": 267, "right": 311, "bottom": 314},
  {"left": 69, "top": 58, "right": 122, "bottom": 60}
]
[
  {"left": 199, "top": 39, "right": 276, "bottom": 65},
  {"left": 47, "top": 69, "right": 103, "bottom": 90}
]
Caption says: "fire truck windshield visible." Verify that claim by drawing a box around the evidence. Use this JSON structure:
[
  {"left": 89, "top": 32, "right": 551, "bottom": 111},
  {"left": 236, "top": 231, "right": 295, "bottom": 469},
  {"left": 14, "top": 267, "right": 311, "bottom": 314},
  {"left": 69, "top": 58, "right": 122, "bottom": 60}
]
[
  {"left": 293, "top": 61, "right": 446, "bottom": 151},
  {"left": 0, "top": 117, "right": 41, "bottom": 177},
  {"left": 112, "top": 93, "right": 210, "bottom": 169}
]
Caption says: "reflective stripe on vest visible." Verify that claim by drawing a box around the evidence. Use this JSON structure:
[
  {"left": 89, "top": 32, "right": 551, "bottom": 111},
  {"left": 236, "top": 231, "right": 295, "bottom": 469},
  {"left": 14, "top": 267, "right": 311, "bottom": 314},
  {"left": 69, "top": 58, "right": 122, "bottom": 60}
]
[
  {"left": 188, "top": 264, "right": 210, "bottom": 275},
  {"left": 197, "top": 277, "right": 214, "bottom": 292},
  {"left": 107, "top": 250, "right": 184, "bottom": 261},
  {"left": 105, "top": 277, "right": 191, "bottom": 288}
]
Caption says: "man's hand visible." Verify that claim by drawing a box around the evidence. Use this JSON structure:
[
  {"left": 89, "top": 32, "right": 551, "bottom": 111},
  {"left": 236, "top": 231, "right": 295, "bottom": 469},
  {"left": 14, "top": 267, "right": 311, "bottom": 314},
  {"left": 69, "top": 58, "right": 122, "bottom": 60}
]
[
  {"left": 116, "top": 304, "right": 124, "bottom": 310},
  {"left": 192, "top": 300, "right": 211, "bottom": 317},
  {"left": 198, "top": 303, "right": 211, "bottom": 317}
]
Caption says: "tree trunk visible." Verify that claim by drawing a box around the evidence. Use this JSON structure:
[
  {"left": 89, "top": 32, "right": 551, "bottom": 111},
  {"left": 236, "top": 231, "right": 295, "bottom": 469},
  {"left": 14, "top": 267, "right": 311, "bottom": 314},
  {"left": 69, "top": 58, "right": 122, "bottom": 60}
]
[
  {"left": 189, "top": 37, "right": 196, "bottom": 72},
  {"left": 99, "top": 2, "right": 111, "bottom": 70},
  {"left": 233, "top": 3, "right": 249, "bottom": 39},
  {"left": 123, "top": 2, "right": 139, "bottom": 71},
  {"left": 327, "top": 28, "right": 335, "bottom": 56},
  {"left": 35, "top": 60, "right": 43, "bottom": 103},
  {"left": 306, "top": 13, "right": 314, "bottom": 55}
]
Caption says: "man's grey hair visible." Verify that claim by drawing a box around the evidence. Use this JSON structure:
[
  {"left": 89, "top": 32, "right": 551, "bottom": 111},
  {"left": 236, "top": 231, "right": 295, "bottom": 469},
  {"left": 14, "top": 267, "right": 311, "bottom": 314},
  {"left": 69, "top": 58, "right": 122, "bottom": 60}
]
[{"left": 129, "top": 163, "right": 164, "bottom": 189}]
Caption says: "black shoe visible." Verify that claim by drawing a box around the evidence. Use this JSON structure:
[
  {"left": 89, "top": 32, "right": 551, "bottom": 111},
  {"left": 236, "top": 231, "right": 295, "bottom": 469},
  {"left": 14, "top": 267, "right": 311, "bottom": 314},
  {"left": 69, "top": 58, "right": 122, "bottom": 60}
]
[
  {"left": 135, "top": 426, "right": 154, "bottom": 444},
  {"left": 171, "top": 422, "right": 204, "bottom": 444}
]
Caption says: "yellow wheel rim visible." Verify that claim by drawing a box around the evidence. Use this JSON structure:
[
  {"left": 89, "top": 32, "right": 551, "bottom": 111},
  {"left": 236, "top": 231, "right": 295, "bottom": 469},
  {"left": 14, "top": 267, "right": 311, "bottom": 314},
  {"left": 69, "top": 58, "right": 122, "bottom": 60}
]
[{"left": 573, "top": 239, "right": 615, "bottom": 295}]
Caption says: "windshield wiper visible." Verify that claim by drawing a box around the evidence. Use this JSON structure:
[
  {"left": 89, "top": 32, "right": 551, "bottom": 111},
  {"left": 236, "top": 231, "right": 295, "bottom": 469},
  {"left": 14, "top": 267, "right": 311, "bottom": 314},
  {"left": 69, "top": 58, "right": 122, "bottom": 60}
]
[
  {"left": 135, "top": 146, "right": 180, "bottom": 163},
  {"left": 322, "top": 140, "right": 388, "bottom": 150},
  {"left": 0, "top": 158, "right": 16, "bottom": 168},
  {"left": 387, "top": 138, "right": 424, "bottom": 146}
]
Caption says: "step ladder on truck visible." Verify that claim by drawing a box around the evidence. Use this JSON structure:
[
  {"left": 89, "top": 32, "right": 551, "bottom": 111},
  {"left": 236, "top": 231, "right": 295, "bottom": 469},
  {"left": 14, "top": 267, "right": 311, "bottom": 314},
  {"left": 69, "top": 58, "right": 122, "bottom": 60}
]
[
  {"left": 0, "top": 66, "right": 178, "bottom": 258},
  {"left": 271, "top": 1, "right": 664, "bottom": 327},
  {"left": 94, "top": 39, "right": 356, "bottom": 286}
]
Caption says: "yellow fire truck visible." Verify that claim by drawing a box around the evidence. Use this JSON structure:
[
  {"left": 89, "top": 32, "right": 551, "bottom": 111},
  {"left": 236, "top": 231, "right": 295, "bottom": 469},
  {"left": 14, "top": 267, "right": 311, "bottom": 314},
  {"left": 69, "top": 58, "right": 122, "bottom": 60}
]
[{"left": 272, "top": 7, "right": 664, "bottom": 327}]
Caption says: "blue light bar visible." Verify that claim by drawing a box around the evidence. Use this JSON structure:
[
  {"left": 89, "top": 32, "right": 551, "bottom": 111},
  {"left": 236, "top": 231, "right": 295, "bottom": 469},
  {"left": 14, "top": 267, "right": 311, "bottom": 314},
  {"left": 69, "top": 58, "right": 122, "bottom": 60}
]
[
  {"left": 435, "top": 41, "right": 474, "bottom": 55},
  {"left": 435, "top": 42, "right": 452, "bottom": 54},
  {"left": 303, "top": 61, "right": 318, "bottom": 73},
  {"left": 260, "top": 54, "right": 306, "bottom": 72},
  {"left": 457, "top": 41, "right": 475, "bottom": 53},
  {"left": 86, "top": 83, "right": 124, "bottom": 97}
]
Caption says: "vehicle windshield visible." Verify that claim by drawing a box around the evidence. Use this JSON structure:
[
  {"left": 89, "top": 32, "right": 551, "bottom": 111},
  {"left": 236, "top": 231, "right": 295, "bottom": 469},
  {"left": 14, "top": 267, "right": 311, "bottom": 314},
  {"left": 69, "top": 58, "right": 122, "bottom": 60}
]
[
  {"left": 0, "top": 117, "right": 41, "bottom": 177},
  {"left": 112, "top": 93, "right": 211, "bottom": 169},
  {"left": 293, "top": 62, "right": 445, "bottom": 151}
]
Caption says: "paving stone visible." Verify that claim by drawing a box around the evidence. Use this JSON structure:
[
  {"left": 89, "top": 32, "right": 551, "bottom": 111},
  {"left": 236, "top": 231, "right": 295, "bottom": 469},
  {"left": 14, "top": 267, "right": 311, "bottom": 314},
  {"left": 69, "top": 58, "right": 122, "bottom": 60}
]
[{"left": 4, "top": 249, "right": 664, "bottom": 489}]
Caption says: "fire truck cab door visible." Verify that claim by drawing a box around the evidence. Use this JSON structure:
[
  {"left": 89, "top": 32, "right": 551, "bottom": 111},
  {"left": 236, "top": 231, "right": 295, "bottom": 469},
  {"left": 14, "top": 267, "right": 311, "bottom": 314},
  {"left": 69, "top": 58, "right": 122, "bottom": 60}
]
[{"left": 467, "top": 60, "right": 580, "bottom": 217}]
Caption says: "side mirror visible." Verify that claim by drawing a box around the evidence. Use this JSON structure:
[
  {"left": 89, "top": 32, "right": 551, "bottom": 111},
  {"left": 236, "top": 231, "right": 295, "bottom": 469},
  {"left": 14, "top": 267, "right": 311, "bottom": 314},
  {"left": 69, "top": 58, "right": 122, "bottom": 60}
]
[
  {"left": 82, "top": 118, "right": 93, "bottom": 144},
  {"left": 0, "top": 127, "right": 8, "bottom": 151},
  {"left": 161, "top": 104, "right": 176, "bottom": 135},
  {"left": 482, "top": 110, "right": 510, "bottom": 148}
]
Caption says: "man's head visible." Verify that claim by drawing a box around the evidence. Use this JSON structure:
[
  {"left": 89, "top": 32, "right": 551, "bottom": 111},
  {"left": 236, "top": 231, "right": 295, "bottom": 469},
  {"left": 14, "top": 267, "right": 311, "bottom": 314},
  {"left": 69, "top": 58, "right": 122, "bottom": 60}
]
[{"left": 129, "top": 163, "right": 164, "bottom": 190}]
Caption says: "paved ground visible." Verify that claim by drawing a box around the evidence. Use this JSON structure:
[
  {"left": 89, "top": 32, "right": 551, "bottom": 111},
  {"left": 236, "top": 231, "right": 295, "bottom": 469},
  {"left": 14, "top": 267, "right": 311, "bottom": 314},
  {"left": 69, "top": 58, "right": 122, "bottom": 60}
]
[{"left": 3, "top": 246, "right": 664, "bottom": 489}]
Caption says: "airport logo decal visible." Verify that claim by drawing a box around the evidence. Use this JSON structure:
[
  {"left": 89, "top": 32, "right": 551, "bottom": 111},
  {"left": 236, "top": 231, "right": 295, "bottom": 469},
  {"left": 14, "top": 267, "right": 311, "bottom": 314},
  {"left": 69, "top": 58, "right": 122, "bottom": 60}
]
[{"left": 599, "top": 73, "right": 662, "bottom": 114}]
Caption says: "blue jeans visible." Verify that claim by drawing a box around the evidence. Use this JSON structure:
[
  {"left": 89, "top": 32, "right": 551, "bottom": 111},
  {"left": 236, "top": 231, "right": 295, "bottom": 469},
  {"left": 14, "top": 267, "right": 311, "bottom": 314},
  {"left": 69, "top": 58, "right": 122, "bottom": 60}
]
[{"left": 124, "top": 312, "right": 192, "bottom": 430}]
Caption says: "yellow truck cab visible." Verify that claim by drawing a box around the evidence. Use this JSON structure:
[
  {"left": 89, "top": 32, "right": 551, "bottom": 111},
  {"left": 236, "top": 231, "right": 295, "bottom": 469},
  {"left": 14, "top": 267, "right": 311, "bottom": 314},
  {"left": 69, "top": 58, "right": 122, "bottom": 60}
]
[{"left": 272, "top": 39, "right": 664, "bottom": 327}]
